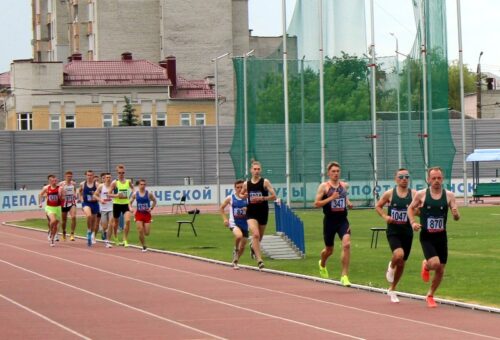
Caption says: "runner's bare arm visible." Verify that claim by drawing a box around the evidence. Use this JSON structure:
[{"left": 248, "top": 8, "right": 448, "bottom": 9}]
[
  {"left": 220, "top": 196, "right": 231, "bottom": 226},
  {"left": 408, "top": 190, "right": 425, "bottom": 231},
  {"left": 148, "top": 192, "right": 157, "bottom": 211},
  {"left": 447, "top": 191, "right": 460, "bottom": 221},
  {"left": 93, "top": 184, "right": 102, "bottom": 202},
  {"left": 314, "top": 183, "right": 338, "bottom": 208},
  {"left": 264, "top": 179, "right": 276, "bottom": 201},
  {"left": 38, "top": 186, "right": 48, "bottom": 207},
  {"left": 375, "top": 189, "right": 393, "bottom": 223}
]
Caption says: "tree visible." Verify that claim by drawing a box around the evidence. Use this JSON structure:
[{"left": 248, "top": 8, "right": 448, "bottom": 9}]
[
  {"left": 448, "top": 61, "right": 476, "bottom": 112},
  {"left": 120, "top": 96, "right": 141, "bottom": 126}
]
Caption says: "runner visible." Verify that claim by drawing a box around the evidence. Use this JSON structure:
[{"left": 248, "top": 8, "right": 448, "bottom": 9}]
[
  {"left": 407, "top": 166, "right": 460, "bottom": 308},
  {"left": 38, "top": 174, "right": 63, "bottom": 247},
  {"left": 129, "top": 179, "right": 157, "bottom": 252},
  {"left": 110, "top": 164, "right": 134, "bottom": 247},
  {"left": 220, "top": 180, "right": 249, "bottom": 269},
  {"left": 375, "top": 168, "right": 417, "bottom": 303},
  {"left": 241, "top": 161, "right": 276, "bottom": 270},
  {"left": 79, "top": 170, "right": 100, "bottom": 247},
  {"left": 59, "top": 171, "right": 78, "bottom": 241},
  {"left": 314, "top": 161, "right": 353, "bottom": 286},
  {"left": 94, "top": 172, "right": 115, "bottom": 248},
  {"left": 94, "top": 174, "right": 103, "bottom": 238}
]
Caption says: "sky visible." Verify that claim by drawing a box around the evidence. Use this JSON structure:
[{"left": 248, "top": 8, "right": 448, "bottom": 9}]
[{"left": 1, "top": 0, "right": 499, "bottom": 75}]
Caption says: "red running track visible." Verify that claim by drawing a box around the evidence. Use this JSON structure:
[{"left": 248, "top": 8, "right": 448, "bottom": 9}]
[{"left": 0, "top": 224, "right": 499, "bottom": 340}]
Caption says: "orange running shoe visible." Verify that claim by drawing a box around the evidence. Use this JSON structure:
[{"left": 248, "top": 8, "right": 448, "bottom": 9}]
[
  {"left": 421, "top": 259, "right": 430, "bottom": 282},
  {"left": 426, "top": 295, "right": 437, "bottom": 308}
]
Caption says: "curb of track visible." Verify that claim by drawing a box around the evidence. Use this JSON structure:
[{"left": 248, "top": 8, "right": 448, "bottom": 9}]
[{"left": 3, "top": 221, "right": 499, "bottom": 314}]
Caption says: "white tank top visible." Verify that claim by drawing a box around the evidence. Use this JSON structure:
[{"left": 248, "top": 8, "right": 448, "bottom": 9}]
[
  {"left": 62, "top": 182, "right": 76, "bottom": 208},
  {"left": 99, "top": 184, "right": 114, "bottom": 212}
]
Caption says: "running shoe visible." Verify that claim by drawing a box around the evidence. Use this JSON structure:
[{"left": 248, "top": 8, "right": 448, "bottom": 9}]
[
  {"left": 55, "top": 233, "right": 59, "bottom": 242},
  {"left": 318, "top": 260, "right": 329, "bottom": 279},
  {"left": 113, "top": 236, "right": 119, "bottom": 245},
  {"left": 426, "top": 295, "right": 437, "bottom": 308},
  {"left": 105, "top": 242, "right": 113, "bottom": 249},
  {"left": 102, "top": 231, "right": 107, "bottom": 241},
  {"left": 232, "top": 260, "right": 239, "bottom": 270},
  {"left": 141, "top": 246, "right": 148, "bottom": 253},
  {"left": 386, "top": 261, "right": 395, "bottom": 283},
  {"left": 340, "top": 275, "right": 351, "bottom": 287},
  {"left": 91, "top": 235, "right": 97, "bottom": 245},
  {"left": 421, "top": 259, "right": 430, "bottom": 282},
  {"left": 62, "top": 233, "right": 67, "bottom": 241},
  {"left": 50, "top": 240, "right": 55, "bottom": 247},
  {"left": 87, "top": 231, "right": 92, "bottom": 246},
  {"left": 70, "top": 234, "right": 75, "bottom": 241},
  {"left": 387, "top": 290, "right": 400, "bottom": 303},
  {"left": 258, "top": 261, "right": 265, "bottom": 270},
  {"left": 123, "top": 240, "right": 129, "bottom": 247}
]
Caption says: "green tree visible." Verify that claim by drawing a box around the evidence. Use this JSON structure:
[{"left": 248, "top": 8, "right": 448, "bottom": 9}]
[
  {"left": 120, "top": 96, "right": 141, "bottom": 126},
  {"left": 448, "top": 61, "right": 476, "bottom": 112}
]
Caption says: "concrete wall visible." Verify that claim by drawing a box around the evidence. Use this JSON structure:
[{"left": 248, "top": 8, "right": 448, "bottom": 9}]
[
  {"left": 482, "top": 90, "right": 500, "bottom": 119},
  {"left": 95, "top": 0, "right": 161, "bottom": 62}
]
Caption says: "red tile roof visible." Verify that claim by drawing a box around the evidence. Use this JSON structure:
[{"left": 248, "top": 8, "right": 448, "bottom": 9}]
[
  {"left": 63, "top": 60, "right": 172, "bottom": 87},
  {"left": 62, "top": 59, "right": 217, "bottom": 100},
  {"left": 0, "top": 72, "right": 10, "bottom": 87},
  {"left": 171, "top": 76, "right": 216, "bottom": 100}
]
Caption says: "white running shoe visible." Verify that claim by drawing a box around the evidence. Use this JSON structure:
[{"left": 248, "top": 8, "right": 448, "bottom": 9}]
[
  {"left": 105, "top": 242, "right": 113, "bottom": 249},
  {"left": 50, "top": 240, "right": 55, "bottom": 247},
  {"left": 141, "top": 246, "right": 148, "bottom": 253},
  {"left": 386, "top": 261, "right": 395, "bottom": 283},
  {"left": 388, "top": 290, "right": 400, "bottom": 303},
  {"left": 91, "top": 234, "right": 97, "bottom": 245},
  {"left": 54, "top": 233, "right": 59, "bottom": 241}
]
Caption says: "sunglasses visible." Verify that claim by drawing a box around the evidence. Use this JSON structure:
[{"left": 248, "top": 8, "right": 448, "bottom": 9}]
[
  {"left": 118, "top": 172, "right": 125, "bottom": 174},
  {"left": 398, "top": 175, "right": 410, "bottom": 179}
]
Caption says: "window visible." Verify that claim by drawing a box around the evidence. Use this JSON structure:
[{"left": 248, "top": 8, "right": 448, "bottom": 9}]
[
  {"left": 157, "top": 112, "right": 166, "bottom": 126},
  {"left": 195, "top": 113, "right": 206, "bottom": 126},
  {"left": 17, "top": 113, "right": 32, "bottom": 130},
  {"left": 103, "top": 114, "right": 113, "bottom": 127},
  {"left": 180, "top": 113, "right": 191, "bottom": 126},
  {"left": 65, "top": 115, "right": 76, "bottom": 128},
  {"left": 142, "top": 113, "right": 152, "bottom": 126},
  {"left": 50, "top": 115, "right": 60, "bottom": 130},
  {"left": 117, "top": 114, "right": 123, "bottom": 126}
]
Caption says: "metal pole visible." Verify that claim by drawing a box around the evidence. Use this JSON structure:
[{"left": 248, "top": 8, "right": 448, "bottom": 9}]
[
  {"left": 300, "top": 55, "right": 306, "bottom": 207},
  {"left": 457, "top": 0, "right": 468, "bottom": 206},
  {"left": 369, "top": 0, "right": 378, "bottom": 198},
  {"left": 282, "top": 0, "right": 291, "bottom": 206},
  {"left": 212, "top": 52, "right": 230, "bottom": 207},
  {"left": 477, "top": 51, "right": 483, "bottom": 119},
  {"left": 391, "top": 33, "right": 402, "bottom": 168},
  {"left": 421, "top": 0, "right": 429, "bottom": 171},
  {"left": 243, "top": 49, "right": 255, "bottom": 178},
  {"left": 319, "top": 0, "right": 326, "bottom": 182}
]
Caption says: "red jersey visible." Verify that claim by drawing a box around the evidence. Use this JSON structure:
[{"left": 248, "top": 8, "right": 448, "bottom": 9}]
[{"left": 47, "top": 186, "right": 61, "bottom": 207}]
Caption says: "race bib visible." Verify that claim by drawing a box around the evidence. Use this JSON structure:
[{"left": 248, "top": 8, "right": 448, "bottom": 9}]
[
  {"left": 233, "top": 207, "right": 246, "bottom": 218},
  {"left": 137, "top": 203, "right": 149, "bottom": 211},
  {"left": 390, "top": 209, "right": 408, "bottom": 224},
  {"left": 86, "top": 194, "right": 94, "bottom": 201},
  {"left": 330, "top": 198, "right": 346, "bottom": 211},
  {"left": 427, "top": 217, "right": 445, "bottom": 232},
  {"left": 249, "top": 191, "right": 262, "bottom": 203}
]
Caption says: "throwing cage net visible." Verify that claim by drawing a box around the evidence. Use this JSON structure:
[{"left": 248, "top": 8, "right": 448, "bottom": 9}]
[{"left": 231, "top": 0, "right": 454, "bottom": 207}]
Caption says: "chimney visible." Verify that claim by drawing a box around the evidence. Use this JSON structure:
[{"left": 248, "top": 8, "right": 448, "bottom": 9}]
[
  {"left": 486, "top": 77, "right": 495, "bottom": 90},
  {"left": 165, "top": 56, "right": 177, "bottom": 89},
  {"left": 121, "top": 52, "right": 133, "bottom": 61},
  {"left": 71, "top": 53, "right": 82, "bottom": 61}
]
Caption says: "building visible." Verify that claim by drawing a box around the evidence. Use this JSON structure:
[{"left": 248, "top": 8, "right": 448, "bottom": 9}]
[
  {"left": 4, "top": 53, "right": 217, "bottom": 130},
  {"left": 0, "top": 72, "right": 10, "bottom": 129},
  {"left": 31, "top": 0, "right": 251, "bottom": 125}
]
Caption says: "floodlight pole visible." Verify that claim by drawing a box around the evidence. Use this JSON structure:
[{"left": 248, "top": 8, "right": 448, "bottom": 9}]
[
  {"left": 282, "top": 0, "right": 291, "bottom": 206},
  {"left": 457, "top": 0, "right": 468, "bottom": 206},
  {"left": 390, "top": 32, "right": 402, "bottom": 169},
  {"left": 477, "top": 51, "right": 484, "bottom": 119},
  {"left": 319, "top": 0, "right": 326, "bottom": 182},
  {"left": 243, "top": 49, "right": 255, "bottom": 178},
  {"left": 369, "top": 0, "right": 379, "bottom": 200},
  {"left": 212, "top": 52, "right": 230, "bottom": 207},
  {"left": 420, "top": 0, "right": 429, "bottom": 171}
]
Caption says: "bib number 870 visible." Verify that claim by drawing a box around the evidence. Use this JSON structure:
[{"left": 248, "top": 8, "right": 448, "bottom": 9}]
[{"left": 427, "top": 217, "right": 444, "bottom": 231}]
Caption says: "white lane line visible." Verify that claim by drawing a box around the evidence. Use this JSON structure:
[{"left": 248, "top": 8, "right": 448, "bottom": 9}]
[
  {"left": 3, "top": 228, "right": 500, "bottom": 339},
  {"left": 1, "top": 243, "right": 363, "bottom": 340},
  {"left": 0, "top": 293, "right": 91, "bottom": 340},
  {"left": 0, "top": 259, "right": 227, "bottom": 340}
]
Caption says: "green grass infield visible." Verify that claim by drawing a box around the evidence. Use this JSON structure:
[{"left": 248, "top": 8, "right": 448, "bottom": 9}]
[{"left": 17, "top": 206, "right": 500, "bottom": 307}]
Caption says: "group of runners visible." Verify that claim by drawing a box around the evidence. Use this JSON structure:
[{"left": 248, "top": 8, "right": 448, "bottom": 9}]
[
  {"left": 221, "top": 161, "right": 460, "bottom": 307},
  {"left": 39, "top": 159, "right": 459, "bottom": 307},
  {"left": 38, "top": 164, "right": 157, "bottom": 252}
]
